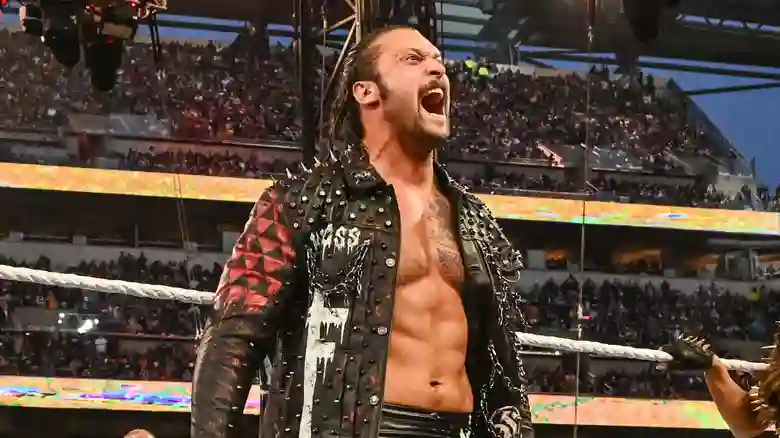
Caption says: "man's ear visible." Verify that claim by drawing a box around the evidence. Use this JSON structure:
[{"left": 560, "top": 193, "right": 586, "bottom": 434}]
[{"left": 352, "top": 81, "right": 380, "bottom": 105}]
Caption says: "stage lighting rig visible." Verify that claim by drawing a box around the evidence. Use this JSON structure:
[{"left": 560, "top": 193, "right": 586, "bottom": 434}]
[
  {"left": 43, "top": 8, "right": 81, "bottom": 68},
  {"left": 18, "top": 0, "right": 167, "bottom": 90}
]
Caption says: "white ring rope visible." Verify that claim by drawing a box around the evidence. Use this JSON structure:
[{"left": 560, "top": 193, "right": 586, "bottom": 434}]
[
  {"left": 0, "top": 264, "right": 213, "bottom": 305},
  {"left": 0, "top": 264, "right": 769, "bottom": 372},
  {"left": 515, "top": 332, "right": 768, "bottom": 372}
]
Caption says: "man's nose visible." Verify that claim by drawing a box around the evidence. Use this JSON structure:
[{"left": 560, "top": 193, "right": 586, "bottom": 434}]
[{"left": 426, "top": 59, "right": 445, "bottom": 78}]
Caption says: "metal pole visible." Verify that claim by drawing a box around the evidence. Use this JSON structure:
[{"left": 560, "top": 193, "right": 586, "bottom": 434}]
[
  {"left": 573, "top": 4, "right": 597, "bottom": 438},
  {"left": 295, "top": 0, "right": 317, "bottom": 166}
]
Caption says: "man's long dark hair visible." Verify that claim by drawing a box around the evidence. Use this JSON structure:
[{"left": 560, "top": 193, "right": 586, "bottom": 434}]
[{"left": 328, "top": 26, "right": 409, "bottom": 144}]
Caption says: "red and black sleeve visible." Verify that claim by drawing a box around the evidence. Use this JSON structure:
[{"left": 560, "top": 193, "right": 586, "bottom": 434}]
[{"left": 191, "top": 184, "right": 298, "bottom": 438}]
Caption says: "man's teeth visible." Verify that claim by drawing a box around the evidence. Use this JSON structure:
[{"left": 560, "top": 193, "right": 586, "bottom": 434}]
[{"left": 424, "top": 88, "right": 444, "bottom": 98}]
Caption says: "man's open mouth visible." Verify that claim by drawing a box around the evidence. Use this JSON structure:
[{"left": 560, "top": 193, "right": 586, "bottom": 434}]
[{"left": 421, "top": 88, "right": 446, "bottom": 116}]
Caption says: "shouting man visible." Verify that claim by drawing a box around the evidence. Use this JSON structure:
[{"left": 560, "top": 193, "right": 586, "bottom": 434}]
[{"left": 191, "top": 26, "right": 534, "bottom": 438}]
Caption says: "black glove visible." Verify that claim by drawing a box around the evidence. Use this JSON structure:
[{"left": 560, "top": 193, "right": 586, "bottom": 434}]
[{"left": 661, "top": 335, "right": 714, "bottom": 371}]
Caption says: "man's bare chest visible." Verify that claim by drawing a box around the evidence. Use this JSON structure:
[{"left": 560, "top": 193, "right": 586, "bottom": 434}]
[{"left": 395, "top": 191, "right": 465, "bottom": 287}]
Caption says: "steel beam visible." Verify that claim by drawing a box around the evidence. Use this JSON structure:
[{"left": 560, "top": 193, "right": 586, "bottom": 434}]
[
  {"left": 294, "top": 0, "right": 317, "bottom": 166},
  {"left": 522, "top": 51, "right": 780, "bottom": 81},
  {"left": 676, "top": 13, "right": 780, "bottom": 40},
  {"left": 311, "top": 0, "right": 367, "bottom": 141},
  {"left": 684, "top": 81, "right": 780, "bottom": 97},
  {"left": 415, "top": 0, "right": 439, "bottom": 46}
]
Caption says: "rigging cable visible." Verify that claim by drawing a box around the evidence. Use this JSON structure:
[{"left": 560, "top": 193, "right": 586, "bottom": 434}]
[
  {"left": 147, "top": 19, "right": 199, "bottom": 332},
  {"left": 573, "top": 1, "right": 598, "bottom": 438}
]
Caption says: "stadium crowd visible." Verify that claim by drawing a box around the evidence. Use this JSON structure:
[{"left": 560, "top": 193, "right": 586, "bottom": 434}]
[
  {"left": 2, "top": 30, "right": 773, "bottom": 209},
  {"left": 0, "top": 26, "right": 776, "bottom": 402},
  {"left": 0, "top": 251, "right": 772, "bottom": 399}
]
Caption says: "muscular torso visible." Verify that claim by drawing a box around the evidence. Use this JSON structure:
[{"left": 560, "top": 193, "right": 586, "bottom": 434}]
[{"left": 383, "top": 187, "right": 473, "bottom": 413}]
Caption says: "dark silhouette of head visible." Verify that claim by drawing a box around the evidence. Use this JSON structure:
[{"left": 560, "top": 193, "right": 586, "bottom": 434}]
[{"left": 124, "top": 429, "right": 155, "bottom": 438}]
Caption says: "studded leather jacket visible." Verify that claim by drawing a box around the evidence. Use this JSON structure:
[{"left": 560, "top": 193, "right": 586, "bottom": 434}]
[{"left": 191, "top": 146, "right": 533, "bottom": 438}]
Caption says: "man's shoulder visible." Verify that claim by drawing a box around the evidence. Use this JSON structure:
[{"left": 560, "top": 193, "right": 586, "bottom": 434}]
[
  {"left": 448, "top": 181, "right": 523, "bottom": 270},
  {"left": 451, "top": 182, "right": 498, "bottom": 226},
  {"left": 262, "top": 159, "right": 347, "bottom": 231}
]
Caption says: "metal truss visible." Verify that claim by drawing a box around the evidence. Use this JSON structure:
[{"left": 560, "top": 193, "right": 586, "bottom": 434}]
[
  {"left": 317, "top": 0, "right": 370, "bottom": 133},
  {"left": 291, "top": 0, "right": 380, "bottom": 163},
  {"left": 521, "top": 49, "right": 780, "bottom": 83},
  {"left": 675, "top": 13, "right": 780, "bottom": 41}
]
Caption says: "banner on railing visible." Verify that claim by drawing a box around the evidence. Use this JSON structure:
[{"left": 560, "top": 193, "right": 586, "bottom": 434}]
[
  {"left": 0, "top": 163, "right": 777, "bottom": 235},
  {"left": 0, "top": 376, "right": 728, "bottom": 429}
]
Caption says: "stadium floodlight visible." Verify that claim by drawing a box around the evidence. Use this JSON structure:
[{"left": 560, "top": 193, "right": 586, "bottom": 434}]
[
  {"left": 84, "top": 34, "right": 124, "bottom": 91},
  {"left": 42, "top": 12, "right": 81, "bottom": 68},
  {"left": 18, "top": 0, "right": 167, "bottom": 90}
]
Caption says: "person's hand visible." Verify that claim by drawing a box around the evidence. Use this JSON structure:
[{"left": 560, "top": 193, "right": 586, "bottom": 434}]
[{"left": 660, "top": 334, "right": 715, "bottom": 371}]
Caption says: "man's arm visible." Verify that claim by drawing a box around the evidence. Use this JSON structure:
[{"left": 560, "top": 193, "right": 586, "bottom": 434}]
[
  {"left": 665, "top": 336, "right": 768, "bottom": 438},
  {"left": 191, "top": 185, "right": 298, "bottom": 438},
  {"left": 707, "top": 358, "right": 766, "bottom": 438}
]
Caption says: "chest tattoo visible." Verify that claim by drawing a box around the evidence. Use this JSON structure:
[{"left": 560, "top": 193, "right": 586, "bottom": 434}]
[{"left": 427, "top": 193, "right": 465, "bottom": 283}]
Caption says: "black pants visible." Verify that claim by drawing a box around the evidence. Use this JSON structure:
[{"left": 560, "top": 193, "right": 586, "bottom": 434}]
[{"left": 379, "top": 404, "right": 471, "bottom": 438}]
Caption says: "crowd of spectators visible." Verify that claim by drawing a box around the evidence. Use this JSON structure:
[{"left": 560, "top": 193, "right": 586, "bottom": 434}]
[
  {"left": 0, "top": 29, "right": 301, "bottom": 140},
  {"left": 3, "top": 29, "right": 772, "bottom": 210},
  {"left": 119, "top": 147, "right": 291, "bottom": 179},
  {"left": 5, "top": 28, "right": 703, "bottom": 163},
  {"left": 0, "top": 250, "right": 775, "bottom": 399},
  {"left": 521, "top": 274, "right": 778, "bottom": 346},
  {"left": 0, "top": 26, "right": 776, "bottom": 400}
]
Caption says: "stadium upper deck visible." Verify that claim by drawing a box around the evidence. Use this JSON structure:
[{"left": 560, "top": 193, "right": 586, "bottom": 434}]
[
  {"left": 2, "top": 3, "right": 780, "bottom": 436},
  {"left": 0, "top": 26, "right": 772, "bottom": 216}
]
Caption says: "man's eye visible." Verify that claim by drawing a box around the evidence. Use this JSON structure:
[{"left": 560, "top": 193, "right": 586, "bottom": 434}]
[{"left": 404, "top": 54, "right": 423, "bottom": 63}]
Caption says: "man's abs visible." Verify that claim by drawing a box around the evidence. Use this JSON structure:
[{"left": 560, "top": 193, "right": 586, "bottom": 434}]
[{"left": 382, "top": 283, "right": 473, "bottom": 413}]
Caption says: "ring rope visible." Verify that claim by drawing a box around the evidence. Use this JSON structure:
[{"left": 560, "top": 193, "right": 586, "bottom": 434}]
[
  {"left": 0, "top": 264, "right": 213, "bottom": 305},
  {"left": 0, "top": 264, "right": 769, "bottom": 372},
  {"left": 514, "top": 332, "right": 767, "bottom": 372}
]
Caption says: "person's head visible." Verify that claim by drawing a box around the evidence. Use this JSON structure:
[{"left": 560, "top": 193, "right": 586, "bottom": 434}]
[
  {"left": 330, "top": 26, "right": 450, "bottom": 157},
  {"left": 123, "top": 429, "right": 155, "bottom": 438}
]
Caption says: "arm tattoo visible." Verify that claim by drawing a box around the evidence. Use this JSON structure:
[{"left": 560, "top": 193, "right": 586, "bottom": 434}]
[{"left": 428, "top": 193, "right": 465, "bottom": 282}]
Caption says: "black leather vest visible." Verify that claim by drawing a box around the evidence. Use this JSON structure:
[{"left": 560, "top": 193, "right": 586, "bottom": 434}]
[{"left": 191, "top": 146, "right": 533, "bottom": 438}]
